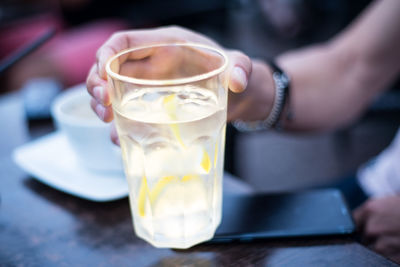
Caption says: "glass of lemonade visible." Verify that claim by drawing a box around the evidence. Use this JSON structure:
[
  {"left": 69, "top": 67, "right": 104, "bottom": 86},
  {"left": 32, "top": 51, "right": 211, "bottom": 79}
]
[{"left": 106, "top": 43, "right": 228, "bottom": 248}]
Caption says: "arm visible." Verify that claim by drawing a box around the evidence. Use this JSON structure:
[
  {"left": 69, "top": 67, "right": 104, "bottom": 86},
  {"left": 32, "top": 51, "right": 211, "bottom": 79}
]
[{"left": 243, "top": 0, "right": 400, "bottom": 132}]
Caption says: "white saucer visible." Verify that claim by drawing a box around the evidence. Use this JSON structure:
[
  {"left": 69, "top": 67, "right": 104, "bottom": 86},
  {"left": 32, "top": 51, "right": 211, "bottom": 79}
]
[
  {"left": 13, "top": 131, "right": 253, "bottom": 202},
  {"left": 13, "top": 131, "right": 129, "bottom": 201}
]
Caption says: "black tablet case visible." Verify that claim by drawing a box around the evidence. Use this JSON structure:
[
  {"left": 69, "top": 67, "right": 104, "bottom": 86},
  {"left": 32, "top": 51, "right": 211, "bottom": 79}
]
[{"left": 212, "top": 189, "right": 355, "bottom": 242}]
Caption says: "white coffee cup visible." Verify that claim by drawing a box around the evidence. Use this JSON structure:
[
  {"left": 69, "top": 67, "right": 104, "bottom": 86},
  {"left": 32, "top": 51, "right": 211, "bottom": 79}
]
[{"left": 51, "top": 84, "right": 123, "bottom": 173}]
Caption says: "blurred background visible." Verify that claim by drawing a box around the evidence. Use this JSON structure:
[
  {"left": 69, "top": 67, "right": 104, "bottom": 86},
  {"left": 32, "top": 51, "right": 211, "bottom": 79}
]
[{"left": 1, "top": 0, "right": 399, "bottom": 192}]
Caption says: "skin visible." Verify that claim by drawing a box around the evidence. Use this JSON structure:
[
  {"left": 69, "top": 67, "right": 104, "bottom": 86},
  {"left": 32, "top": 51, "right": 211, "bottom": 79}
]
[
  {"left": 273, "top": 2, "right": 400, "bottom": 260},
  {"left": 87, "top": 0, "right": 400, "bottom": 262},
  {"left": 86, "top": 26, "right": 253, "bottom": 120},
  {"left": 86, "top": 26, "right": 255, "bottom": 144},
  {"left": 276, "top": 0, "right": 400, "bottom": 132},
  {"left": 354, "top": 196, "right": 400, "bottom": 263}
]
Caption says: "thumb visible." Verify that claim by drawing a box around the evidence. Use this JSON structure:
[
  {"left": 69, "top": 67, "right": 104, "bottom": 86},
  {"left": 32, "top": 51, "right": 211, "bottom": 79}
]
[{"left": 226, "top": 50, "right": 252, "bottom": 93}]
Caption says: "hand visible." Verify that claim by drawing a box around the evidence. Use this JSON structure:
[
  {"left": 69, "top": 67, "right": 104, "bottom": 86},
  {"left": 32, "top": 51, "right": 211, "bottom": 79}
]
[
  {"left": 353, "top": 196, "right": 400, "bottom": 263},
  {"left": 86, "top": 26, "right": 253, "bottom": 144}
]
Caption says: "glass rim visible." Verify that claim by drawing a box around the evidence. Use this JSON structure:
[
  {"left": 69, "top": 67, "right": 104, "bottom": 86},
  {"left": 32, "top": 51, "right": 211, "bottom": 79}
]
[{"left": 105, "top": 43, "right": 228, "bottom": 86}]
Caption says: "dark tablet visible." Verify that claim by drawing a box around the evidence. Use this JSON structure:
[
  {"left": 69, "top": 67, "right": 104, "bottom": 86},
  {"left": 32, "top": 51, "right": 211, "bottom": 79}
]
[{"left": 211, "top": 189, "right": 355, "bottom": 243}]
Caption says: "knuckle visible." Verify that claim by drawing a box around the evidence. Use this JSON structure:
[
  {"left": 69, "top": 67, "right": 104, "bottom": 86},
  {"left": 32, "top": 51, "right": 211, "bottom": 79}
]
[
  {"left": 97, "top": 31, "right": 124, "bottom": 57},
  {"left": 228, "top": 50, "right": 252, "bottom": 72},
  {"left": 86, "top": 67, "right": 96, "bottom": 87},
  {"left": 85, "top": 76, "right": 91, "bottom": 88},
  {"left": 365, "top": 222, "right": 380, "bottom": 237},
  {"left": 86, "top": 76, "right": 94, "bottom": 90},
  {"left": 362, "top": 201, "right": 374, "bottom": 213},
  {"left": 365, "top": 201, "right": 378, "bottom": 213},
  {"left": 110, "top": 31, "right": 124, "bottom": 41},
  {"left": 95, "top": 48, "right": 102, "bottom": 60},
  {"left": 374, "top": 242, "right": 385, "bottom": 253},
  {"left": 230, "top": 50, "right": 251, "bottom": 63},
  {"left": 90, "top": 98, "right": 97, "bottom": 110},
  {"left": 166, "top": 25, "right": 183, "bottom": 32},
  {"left": 229, "top": 49, "right": 241, "bottom": 57},
  {"left": 244, "top": 54, "right": 251, "bottom": 64}
]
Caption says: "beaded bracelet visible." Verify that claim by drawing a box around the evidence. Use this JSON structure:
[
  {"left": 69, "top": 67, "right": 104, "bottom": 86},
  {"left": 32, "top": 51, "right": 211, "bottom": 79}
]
[{"left": 233, "top": 60, "right": 291, "bottom": 132}]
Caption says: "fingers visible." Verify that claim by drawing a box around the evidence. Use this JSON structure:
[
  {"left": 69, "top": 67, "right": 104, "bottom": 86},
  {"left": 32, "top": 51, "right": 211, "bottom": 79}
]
[
  {"left": 353, "top": 201, "right": 373, "bottom": 245},
  {"left": 89, "top": 30, "right": 154, "bottom": 122},
  {"left": 354, "top": 199, "right": 382, "bottom": 244},
  {"left": 374, "top": 235, "right": 400, "bottom": 256},
  {"left": 86, "top": 64, "right": 110, "bottom": 105},
  {"left": 96, "top": 31, "right": 131, "bottom": 79},
  {"left": 88, "top": 26, "right": 254, "bottom": 125},
  {"left": 87, "top": 64, "right": 113, "bottom": 122},
  {"left": 355, "top": 197, "right": 400, "bottom": 263},
  {"left": 353, "top": 202, "right": 369, "bottom": 230},
  {"left": 95, "top": 27, "right": 182, "bottom": 80},
  {"left": 226, "top": 50, "right": 252, "bottom": 93},
  {"left": 110, "top": 122, "right": 120, "bottom": 146},
  {"left": 90, "top": 28, "right": 182, "bottom": 117},
  {"left": 90, "top": 98, "right": 114, "bottom": 122}
]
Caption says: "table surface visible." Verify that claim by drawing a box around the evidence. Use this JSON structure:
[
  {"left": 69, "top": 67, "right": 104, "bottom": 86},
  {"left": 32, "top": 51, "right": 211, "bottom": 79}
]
[{"left": 0, "top": 92, "right": 397, "bottom": 267}]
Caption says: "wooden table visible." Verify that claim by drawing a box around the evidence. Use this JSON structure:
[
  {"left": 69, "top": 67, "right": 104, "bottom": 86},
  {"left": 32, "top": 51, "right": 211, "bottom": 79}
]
[{"left": 0, "top": 92, "right": 397, "bottom": 266}]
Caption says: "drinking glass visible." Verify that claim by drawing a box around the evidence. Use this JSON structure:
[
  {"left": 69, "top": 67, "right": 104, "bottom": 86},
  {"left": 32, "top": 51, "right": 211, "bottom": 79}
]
[{"left": 106, "top": 43, "right": 228, "bottom": 248}]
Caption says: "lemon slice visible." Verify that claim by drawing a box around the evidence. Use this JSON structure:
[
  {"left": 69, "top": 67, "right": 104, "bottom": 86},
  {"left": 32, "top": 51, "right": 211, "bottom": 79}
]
[
  {"left": 163, "top": 94, "right": 185, "bottom": 148},
  {"left": 170, "top": 124, "right": 185, "bottom": 148},
  {"left": 181, "top": 174, "right": 200, "bottom": 182},
  {"left": 149, "top": 175, "right": 179, "bottom": 204},
  {"left": 162, "top": 94, "right": 177, "bottom": 117},
  {"left": 138, "top": 174, "right": 206, "bottom": 216},
  {"left": 150, "top": 174, "right": 201, "bottom": 204},
  {"left": 201, "top": 149, "right": 211, "bottom": 173},
  {"left": 214, "top": 141, "right": 218, "bottom": 168},
  {"left": 137, "top": 175, "right": 149, "bottom": 217}
]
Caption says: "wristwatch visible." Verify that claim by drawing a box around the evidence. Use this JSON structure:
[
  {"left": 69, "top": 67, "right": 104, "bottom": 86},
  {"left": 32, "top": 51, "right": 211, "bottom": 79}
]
[{"left": 233, "top": 60, "right": 291, "bottom": 132}]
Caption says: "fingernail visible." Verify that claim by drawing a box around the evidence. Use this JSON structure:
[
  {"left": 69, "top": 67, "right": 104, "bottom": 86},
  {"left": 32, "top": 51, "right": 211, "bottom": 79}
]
[
  {"left": 233, "top": 67, "right": 248, "bottom": 90},
  {"left": 95, "top": 103, "right": 106, "bottom": 121},
  {"left": 93, "top": 86, "right": 104, "bottom": 103},
  {"left": 113, "top": 136, "right": 120, "bottom": 146}
]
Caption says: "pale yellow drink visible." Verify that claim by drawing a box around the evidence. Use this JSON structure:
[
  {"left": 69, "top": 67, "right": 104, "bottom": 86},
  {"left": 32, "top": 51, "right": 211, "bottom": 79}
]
[
  {"left": 113, "top": 85, "right": 226, "bottom": 248},
  {"left": 106, "top": 43, "right": 228, "bottom": 248}
]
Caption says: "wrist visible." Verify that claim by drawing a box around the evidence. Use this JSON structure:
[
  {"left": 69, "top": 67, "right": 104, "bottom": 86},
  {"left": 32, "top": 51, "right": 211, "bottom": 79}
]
[
  {"left": 233, "top": 59, "right": 291, "bottom": 132},
  {"left": 252, "top": 60, "right": 276, "bottom": 121}
]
